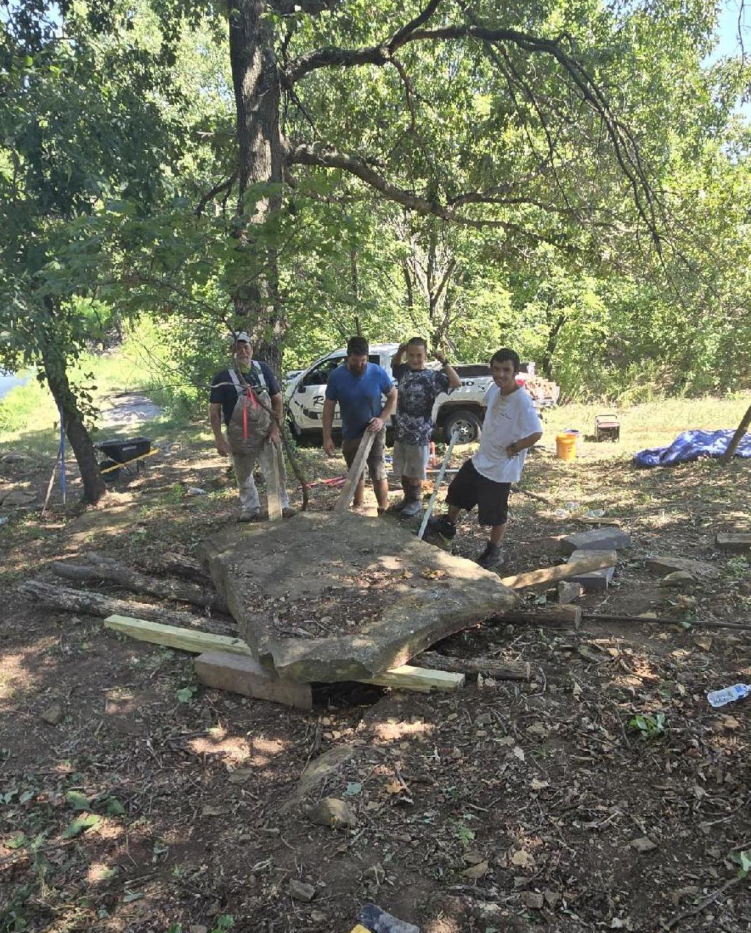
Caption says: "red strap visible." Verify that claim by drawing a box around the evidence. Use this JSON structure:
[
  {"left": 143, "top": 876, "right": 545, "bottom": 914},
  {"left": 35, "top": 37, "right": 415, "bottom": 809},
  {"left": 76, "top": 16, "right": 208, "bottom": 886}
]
[{"left": 243, "top": 393, "right": 248, "bottom": 441}]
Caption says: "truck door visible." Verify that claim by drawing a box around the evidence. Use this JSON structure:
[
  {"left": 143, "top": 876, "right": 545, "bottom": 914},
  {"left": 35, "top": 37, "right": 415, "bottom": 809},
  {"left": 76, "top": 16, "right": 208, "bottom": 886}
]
[{"left": 288, "top": 355, "right": 345, "bottom": 431}]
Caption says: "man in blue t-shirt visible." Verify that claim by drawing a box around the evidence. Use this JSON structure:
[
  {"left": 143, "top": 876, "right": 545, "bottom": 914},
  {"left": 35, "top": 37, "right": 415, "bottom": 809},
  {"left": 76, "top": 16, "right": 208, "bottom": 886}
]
[{"left": 322, "top": 336, "right": 397, "bottom": 513}]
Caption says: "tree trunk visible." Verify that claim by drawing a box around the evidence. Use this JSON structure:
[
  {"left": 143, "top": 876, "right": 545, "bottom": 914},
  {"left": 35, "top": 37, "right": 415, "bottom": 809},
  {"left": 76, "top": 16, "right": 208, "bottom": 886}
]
[
  {"left": 228, "top": 0, "right": 286, "bottom": 376},
  {"left": 541, "top": 309, "right": 566, "bottom": 379},
  {"left": 721, "top": 401, "right": 751, "bottom": 464},
  {"left": 41, "top": 339, "right": 105, "bottom": 505}
]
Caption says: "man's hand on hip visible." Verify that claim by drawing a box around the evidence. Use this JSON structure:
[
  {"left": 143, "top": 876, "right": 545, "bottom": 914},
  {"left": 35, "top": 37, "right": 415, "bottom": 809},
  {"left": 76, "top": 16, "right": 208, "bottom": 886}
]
[{"left": 368, "top": 417, "right": 384, "bottom": 433}]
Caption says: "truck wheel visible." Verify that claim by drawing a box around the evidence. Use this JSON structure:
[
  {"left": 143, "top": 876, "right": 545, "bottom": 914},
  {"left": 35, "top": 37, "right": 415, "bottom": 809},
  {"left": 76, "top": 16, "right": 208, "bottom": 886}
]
[{"left": 443, "top": 409, "right": 482, "bottom": 444}]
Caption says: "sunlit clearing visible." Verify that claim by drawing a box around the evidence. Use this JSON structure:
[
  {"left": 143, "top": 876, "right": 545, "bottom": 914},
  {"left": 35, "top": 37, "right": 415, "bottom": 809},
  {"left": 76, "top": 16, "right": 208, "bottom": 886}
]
[
  {"left": 373, "top": 719, "right": 434, "bottom": 742},
  {"left": 189, "top": 731, "right": 287, "bottom": 766}
]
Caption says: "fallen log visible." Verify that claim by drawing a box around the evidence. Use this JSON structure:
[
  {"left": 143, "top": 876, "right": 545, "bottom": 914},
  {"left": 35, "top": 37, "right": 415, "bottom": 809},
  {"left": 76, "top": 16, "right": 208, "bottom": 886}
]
[
  {"left": 18, "top": 581, "right": 235, "bottom": 634},
  {"left": 501, "top": 554, "right": 615, "bottom": 590},
  {"left": 135, "top": 552, "right": 211, "bottom": 584},
  {"left": 418, "top": 651, "right": 531, "bottom": 680},
  {"left": 582, "top": 612, "right": 751, "bottom": 633},
  {"left": 51, "top": 552, "right": 226, "bottom": 613},
  {"left": 494, "top": 605, "right": 582, "bottom": 627}
]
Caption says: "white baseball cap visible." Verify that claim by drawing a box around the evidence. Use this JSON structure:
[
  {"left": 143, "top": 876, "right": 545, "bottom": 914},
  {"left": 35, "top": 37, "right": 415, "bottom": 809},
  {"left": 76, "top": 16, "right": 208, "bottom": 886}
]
[{"left": 232, "top": 331, "right": 251, "bottom": 344}]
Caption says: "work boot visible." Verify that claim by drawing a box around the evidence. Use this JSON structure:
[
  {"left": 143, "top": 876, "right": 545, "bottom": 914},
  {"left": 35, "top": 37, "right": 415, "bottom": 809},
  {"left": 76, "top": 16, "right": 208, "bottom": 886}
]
[
  {"left": 387, "top": 497, "right": 407, "bottom": 513},
  {"left": 282, "top": 507, "right": 297, "bottom": 519},
  {"left": 400, "top": 498, "right": 423, "bottom": 519},
  {"left": 427, "top": 515, "right": 457, "bottom": 540},
  {"left": 237, "top": 507, "right": 260, "bottom": 523},
  {"left": 476, "top": 542, "right": 505, "bottom": 569}
]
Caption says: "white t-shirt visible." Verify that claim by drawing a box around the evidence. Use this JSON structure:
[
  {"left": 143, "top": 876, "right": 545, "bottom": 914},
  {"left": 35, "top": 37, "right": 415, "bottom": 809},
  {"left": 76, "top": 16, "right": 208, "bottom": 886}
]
[{"left": 472, "top": 384, "right": 543, "bottom": 483}]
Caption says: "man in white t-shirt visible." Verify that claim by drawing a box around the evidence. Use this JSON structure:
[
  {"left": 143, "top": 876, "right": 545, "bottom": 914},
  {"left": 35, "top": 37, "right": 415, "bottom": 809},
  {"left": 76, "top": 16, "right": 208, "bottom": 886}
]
[{"left": 428, "top": 348, "right": 543, "bottom": 568}]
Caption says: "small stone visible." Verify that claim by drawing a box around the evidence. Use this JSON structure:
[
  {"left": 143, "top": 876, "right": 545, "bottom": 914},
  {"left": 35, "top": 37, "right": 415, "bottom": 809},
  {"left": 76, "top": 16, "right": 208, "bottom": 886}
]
[
  {"left": 660, "top": 571, "right": 695, "bottom": 588},
  {"left": 305, "top": 797, "right": 357, "bottom": 829},
  {"left": 463, "top": 851, "right": 485, "bottom": 865},
  {"left": 630, "top": 836, "right": 657, "bottom": 853},
  {"left": 461, "top": 859, "right": 489, "bottom": 880},
  {"left": 310, "top": 911, "right": 326, "bottom": 923},
  {"left": 289, "top": 879, "right": 316, "bottom": 902},
  {"left": 646, "top": 556, "right": 719, "bottom": 578},
  {"left": 693, "top": 636, "right": 713, "bottom": 651},
  {"left": 40, "top": 703, "right": 64, "bottom": 726},
  {"left": 364, "top": 863, "right": 385, "bottom": 884},
  {"left": 522, "top": 891, "right": 544, "bottom": 910},
  {"left": 558, "top": 581, "right": 583, "bottom": 604},
  {"left": 544, "top": 890, "right": 561, "bottom": 908},
  {"left": 189, "top": 926, "right": 208, "bottom": 933}
]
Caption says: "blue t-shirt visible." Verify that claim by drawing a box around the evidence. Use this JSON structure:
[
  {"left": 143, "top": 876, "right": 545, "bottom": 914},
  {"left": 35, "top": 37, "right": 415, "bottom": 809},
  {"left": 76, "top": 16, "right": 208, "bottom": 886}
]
[{"left": 325, "top": 362, "right": 394, "bottom": 439}]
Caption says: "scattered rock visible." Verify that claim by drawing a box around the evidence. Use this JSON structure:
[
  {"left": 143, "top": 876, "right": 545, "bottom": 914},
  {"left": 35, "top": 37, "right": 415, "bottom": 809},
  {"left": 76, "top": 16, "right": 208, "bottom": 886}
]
[
  {"left": 558, "top": 580, "right": 583, "bottom": 603},
  {"left": 630, "top": 836, "right": 657, "bottom": 853},
  {"left": 189, "top": 926, "right": 208, "bottom": 933},
  {"left": 461, "top": 860, "right": 489, "bottom": 880},
  {"left": 544, "top": 891, "right": 561, "bottom": 908},
  {"left": 564, "top": 550, "right": 616, "bottom": 592},
  {"left": 40, "top": 703, "right": 64, "bottom": 726},
  {"left": 186, "top": 487, "right": 207, "bottom": 496},
  {"left": 1, "top": 490, "right": 37, "bottom": 508},
  {"left": 304, "top": 797, "right": 357, "bottom": 829},
  {"left": 289, "top": 879, "right": 316, "bottom": 902},
  {"left": 364, "top": 863, "right": 386, "bottom": 884},
  {"left": 310, "top": 911, "right": 327, "bottom": 923},
  {"left": 693, "top": 635, "right": 713, "bottom": 651},
  {"left": 660, "top": 571, "right": 695, "bottom": 588},
  {"left": 1, "top": 452, "right": 32, "bottom": 464},
  {"left": 559, "top": 527, "right": 631, "bottom": 554},
  {"left": 521, "top": 891, "right": 544, "bottom": 910}
]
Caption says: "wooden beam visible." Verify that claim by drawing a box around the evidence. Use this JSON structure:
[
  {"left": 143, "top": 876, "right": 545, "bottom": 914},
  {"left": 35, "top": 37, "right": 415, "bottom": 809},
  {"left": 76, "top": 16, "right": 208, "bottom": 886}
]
[
  {"left": 716, "top": 533, "right": 751, "bottom": 552},
  {"left": 334, "top": 432, "right": 375, "bottom": 512},
  {"left": 104, "top": 615, "right": 252, "bottom": 656},
  {"left": 103, "top": 615, "right": 464, "bottom": 692},
  {"left": 195, "top": 651, "right": 312, "bottom": 709},
  {"left": 267, "top": 443, "right": 283, "bottom": 522},
  {"left": 501, "top": 554, "right": 616, "bottom": 590}
]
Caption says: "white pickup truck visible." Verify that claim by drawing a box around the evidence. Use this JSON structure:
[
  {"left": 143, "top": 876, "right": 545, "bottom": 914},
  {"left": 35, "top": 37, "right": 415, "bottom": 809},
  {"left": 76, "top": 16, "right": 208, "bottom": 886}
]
[{"left": 283, "top": 342, "right": 559, "bottom": 443}]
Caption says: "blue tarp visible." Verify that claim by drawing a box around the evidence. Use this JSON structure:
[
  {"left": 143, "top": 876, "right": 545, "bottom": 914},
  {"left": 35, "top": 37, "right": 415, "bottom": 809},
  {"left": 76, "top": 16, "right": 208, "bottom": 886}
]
[{"left": 634, "top": 429, "right": 751, "bottom": 468}]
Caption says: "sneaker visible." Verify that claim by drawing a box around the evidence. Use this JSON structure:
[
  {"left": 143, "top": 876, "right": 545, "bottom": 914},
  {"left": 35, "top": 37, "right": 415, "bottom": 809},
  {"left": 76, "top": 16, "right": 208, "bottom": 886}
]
[
  {"left": 427, "top": 516, "right": 457, "bottom": 540},
  {"left": 237, "top": 508, "right": 260, "bottom": 523},
  {"left": 282, "top": 507, "right": 297, "bottom": 519},
  {"left": 476, "top": 543, "right": 505, "bottom": 569},
  {"left": 400, "top": 499, "right": 423, "bottom": 519}
]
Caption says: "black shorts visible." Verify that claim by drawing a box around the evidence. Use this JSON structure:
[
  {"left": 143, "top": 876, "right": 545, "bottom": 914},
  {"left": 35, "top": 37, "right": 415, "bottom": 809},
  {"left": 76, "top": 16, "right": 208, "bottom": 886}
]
[{"left": 446, "top": 459, "right": 510, "bottom": 527}]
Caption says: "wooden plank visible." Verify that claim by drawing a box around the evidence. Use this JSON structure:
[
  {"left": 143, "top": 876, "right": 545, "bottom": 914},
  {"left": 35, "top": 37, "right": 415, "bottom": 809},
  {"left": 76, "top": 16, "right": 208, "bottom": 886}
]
[
  {"left": 361, "top": 664, "right": 465, "bottom": 693},
  {"left": 716, "top": 533, "right": 751, "bottom": 552},
  {"left": 418, "top": 652, "right": 531, "bottom": 680},
  {"left": 104, "top": 615, "right": 252, "bottom": 656},
  {"left": 334, "top": 432, "right": 375, "bottom": 512},
  {"left": 103, "top": 615, "right": 462, "bottom": 692},
  {"left": 501, "top": 554, "right": 616, "bottom": 590},
  {"left": 195, "top": 651, "right": 312, "bottom": 710},
  {"left": 267, "top": 443, "right": 283, "bottom": 522}
]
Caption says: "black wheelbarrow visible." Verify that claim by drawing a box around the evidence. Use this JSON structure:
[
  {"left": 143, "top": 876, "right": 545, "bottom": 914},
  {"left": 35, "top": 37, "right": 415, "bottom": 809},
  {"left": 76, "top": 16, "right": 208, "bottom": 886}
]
[{"left": 96, "top": 437, "right": 156, "bottom": 481}]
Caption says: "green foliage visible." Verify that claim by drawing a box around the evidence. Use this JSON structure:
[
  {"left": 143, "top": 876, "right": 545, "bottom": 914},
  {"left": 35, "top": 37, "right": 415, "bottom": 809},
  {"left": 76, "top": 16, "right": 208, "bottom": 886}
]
[{"left": 628, "top": 713, "right": 669, "bottom": 740}]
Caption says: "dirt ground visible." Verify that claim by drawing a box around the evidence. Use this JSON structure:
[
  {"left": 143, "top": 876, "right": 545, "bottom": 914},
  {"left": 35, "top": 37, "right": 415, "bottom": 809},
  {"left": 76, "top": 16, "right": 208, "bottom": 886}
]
[{"left": 1, "top": 432, "right": 750, "bottom": 933}]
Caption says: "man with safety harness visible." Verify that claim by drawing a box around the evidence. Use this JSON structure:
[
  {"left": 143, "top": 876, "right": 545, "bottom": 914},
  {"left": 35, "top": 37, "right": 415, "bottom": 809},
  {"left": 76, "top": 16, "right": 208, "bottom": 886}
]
[{"left": 209, "top": 332, "right": 296, "bottom": 522}]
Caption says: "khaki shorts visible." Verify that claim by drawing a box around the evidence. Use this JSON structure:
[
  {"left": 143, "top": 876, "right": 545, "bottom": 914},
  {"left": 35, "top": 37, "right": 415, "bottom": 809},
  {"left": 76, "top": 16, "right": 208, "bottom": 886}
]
[
  {"left": 392, "top": 441, "right": 430, "bottom": 480},
  {"left": 341, "top": 428, "right": 387, "bottom": 483}
]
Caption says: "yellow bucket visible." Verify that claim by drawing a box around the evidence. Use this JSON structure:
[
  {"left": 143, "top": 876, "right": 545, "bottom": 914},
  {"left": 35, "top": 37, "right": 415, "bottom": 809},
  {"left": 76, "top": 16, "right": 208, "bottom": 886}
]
[{"left": 556, "top": 432, "right": 577, "bottom": 461}]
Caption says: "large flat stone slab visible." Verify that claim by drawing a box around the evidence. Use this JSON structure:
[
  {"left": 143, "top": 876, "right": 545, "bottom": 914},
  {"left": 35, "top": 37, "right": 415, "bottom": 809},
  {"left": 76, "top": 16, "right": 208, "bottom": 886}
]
[
  {"left": 646, "top": 556, "right": 719, "bottom": 578},
  {"left": 559, "top": 527, "right": 631, "bottom": 555},
  {"left": 199, "top": 512, "right": 516, "bottom": 683}
]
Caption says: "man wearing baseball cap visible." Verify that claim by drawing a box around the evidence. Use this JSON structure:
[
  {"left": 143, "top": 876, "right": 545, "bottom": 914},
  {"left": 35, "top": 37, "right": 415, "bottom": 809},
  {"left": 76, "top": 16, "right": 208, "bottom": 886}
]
[{"left": 209, "top": 332, "right": 295, "bottom": 521}]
